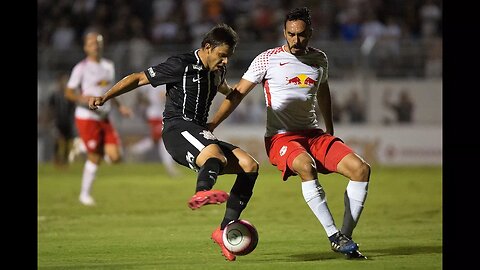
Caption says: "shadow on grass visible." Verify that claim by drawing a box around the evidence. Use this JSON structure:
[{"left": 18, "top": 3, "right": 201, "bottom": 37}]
[{"left": 288, "top": 245, "right": 442, "bottom": 261}]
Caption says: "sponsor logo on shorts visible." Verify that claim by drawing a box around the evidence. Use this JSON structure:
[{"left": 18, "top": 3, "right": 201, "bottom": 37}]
[
  {"left": 148, "top": 67, "right": 156, "bottom": 77},
  {"left": 200, "top": 130, "right": 217, "bottom": 140},
  {"left": 87, "top": 139, "right": 98, "bottom": 150},
  {"left": 279, "top": 145, "right": 287, "bottom": 156}
]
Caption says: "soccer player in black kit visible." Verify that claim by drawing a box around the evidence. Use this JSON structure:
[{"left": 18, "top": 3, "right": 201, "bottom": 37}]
[{"left": 88, "top": 24, "right": 258, "bottom": 261}]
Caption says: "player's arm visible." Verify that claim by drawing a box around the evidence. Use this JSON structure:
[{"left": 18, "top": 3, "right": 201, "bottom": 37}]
[
  {"left": 65, "top": 86, "right": 91, "bottom": 108},
  {"left": 89, "top": 72, "right": 150, "bottom": 110},
  {"left": 208, "top": 78, "right": 257, "bottom": 131},
  {"left": 316, "top": 80, "right": 334, "bottom": 135},
  {"left": 217, "top": 79, "right": 233, "bottom": 96},
  {"left": 64, "top": 64, "right": 87, "bottom": 107}
]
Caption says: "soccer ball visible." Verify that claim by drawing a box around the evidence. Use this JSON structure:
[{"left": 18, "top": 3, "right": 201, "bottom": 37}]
[{"left": 222, "top": 219, "right": 259, "bottom": 256}]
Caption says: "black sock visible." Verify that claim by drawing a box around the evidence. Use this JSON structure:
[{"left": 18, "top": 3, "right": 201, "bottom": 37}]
[
  {"left": 220, "top": 172, "right": 258, "bottom": 229},
  {"left": 195, "top": 158, "right": 223, "bottom": 192}
]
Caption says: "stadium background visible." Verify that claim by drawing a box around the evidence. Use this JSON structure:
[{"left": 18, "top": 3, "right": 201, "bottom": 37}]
[{"left": 37, "top": 0, "right": 442, "bottom": 166}]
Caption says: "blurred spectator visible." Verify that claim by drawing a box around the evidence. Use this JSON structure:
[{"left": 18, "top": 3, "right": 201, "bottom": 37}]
[
  {"left": 424, "top": 37, "right": 442, "bottom": 78},
  {"left": 331, "top": 93, "right": 343, "bottom": 123},
  {"left": 383, "top": 88, "right": 415, "bottom": 124},
  {"left": 50, "top": 17, "right": 76, "bottom": 51},
  {"left": 37, "top": 0, "right": 442, "bottom": 48},
  {"left": 251, "top": 1, "right": 282, "bottom": 42},
  {"left": 336, "top": 7, "right": 361, "bottom": 42},
  {"left": 128, "top": 18, "right": 153, "bottom": 71},
  {"left": 360, "top": 11, "right": 385, "bottom": 42},
  {"left": 343, "top": 89, "right": 366, "bottom": 124},
  {"left": 203, "top": 0, "right": 225, "bottom": 23},
  {"left": 46, "top": 72, "right": 76, "bottom": 167},
  {"left": 419, "top": 0, "right": 442, "bottom": 39},
  {"left": 376, "top": 15, "right": 402, "bottom": 76}
]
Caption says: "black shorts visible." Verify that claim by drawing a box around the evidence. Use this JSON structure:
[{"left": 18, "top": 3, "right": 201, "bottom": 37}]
[{"left": 162, "top": 118, "right": 238, "bottom": 171}]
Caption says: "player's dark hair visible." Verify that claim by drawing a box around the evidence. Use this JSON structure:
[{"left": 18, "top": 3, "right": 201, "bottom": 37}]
[
  {"left": 284, "top": 7, "right": 312, "bottom": 32},
  {"left": 201, "top": 23, "right": 239, "bottom": 50}
]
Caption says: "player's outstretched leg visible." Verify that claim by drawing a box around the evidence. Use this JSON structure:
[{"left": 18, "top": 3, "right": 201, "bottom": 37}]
[{"left": 211, "top": 226, "right": 236, "bottom": 261}]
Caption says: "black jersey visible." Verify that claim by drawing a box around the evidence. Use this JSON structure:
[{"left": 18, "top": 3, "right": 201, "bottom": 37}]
[{"left": 144, "top": 49, "right": 226, "bottom": 127}]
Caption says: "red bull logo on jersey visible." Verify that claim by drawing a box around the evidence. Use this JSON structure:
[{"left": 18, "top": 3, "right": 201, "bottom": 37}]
[
  {"left": 286, "top": 74, "right": 317, "bottom": 88},
  {"left": 97, "top": 80, "right": 111, "bottom": 87}
]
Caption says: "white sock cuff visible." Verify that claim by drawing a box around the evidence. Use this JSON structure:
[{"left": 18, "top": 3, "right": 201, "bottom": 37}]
[
  {"left": 346, "top": 180, "right": 368, "bottom": 202},
  {"left": 85, "top": 160, "right": 98, "bottom": 172},
  {"left": 302, "top": 179, "right": 323, "bottom": 202}
]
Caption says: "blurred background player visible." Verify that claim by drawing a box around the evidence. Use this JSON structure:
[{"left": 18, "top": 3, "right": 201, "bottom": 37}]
[
  {"left": 128, "top": 83, "right": 180, "bottom": 177},
  {"left": 209, "top": 7, "right": 370, "bottom": 259},
  {"left": 88, "top": 24, "right": 259, "bottom": 261},
  {"left": 46, "top": 72, "right": 76, "bottom": 168},
  {"left": 65, "top": 31, "right": 132, "bottom": 206}
]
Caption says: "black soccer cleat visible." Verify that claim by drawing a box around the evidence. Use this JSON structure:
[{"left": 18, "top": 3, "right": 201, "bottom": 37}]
[
  {"left": 328, "top": 232, "right": 359, "bottom": 254},
  {"left": 345, "top": 249, "right": 367, "bottom": 260}
]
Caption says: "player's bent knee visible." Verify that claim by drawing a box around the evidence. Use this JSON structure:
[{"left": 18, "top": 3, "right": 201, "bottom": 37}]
[
  {"left": 353, "top": 161, "right": 370, "bottom": 181},
  {"left": 239, "top": 158, "right": 259, "bottom": 173},
  {"left": 291, "top": 156, "right": 316, "bottom": 180}
]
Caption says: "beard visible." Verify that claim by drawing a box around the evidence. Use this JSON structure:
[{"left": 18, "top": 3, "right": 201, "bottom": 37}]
[{"left": 287, "top": 43, "right": 307, "bottom": 55}]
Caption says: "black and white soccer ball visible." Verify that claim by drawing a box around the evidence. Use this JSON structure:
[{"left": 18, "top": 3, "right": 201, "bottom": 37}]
[{"left": 222, "top": 219, "right": 259, "bottom": 256}]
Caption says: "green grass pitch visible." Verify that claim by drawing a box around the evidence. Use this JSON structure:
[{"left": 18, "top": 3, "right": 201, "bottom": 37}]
[{"left": 38, "top": 162, "right": 442, "bottom": 269}]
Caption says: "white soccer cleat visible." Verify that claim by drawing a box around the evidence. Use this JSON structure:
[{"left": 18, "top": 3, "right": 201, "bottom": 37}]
[{"left": 79, "top": 194, "right": 96, "bottom": 206}]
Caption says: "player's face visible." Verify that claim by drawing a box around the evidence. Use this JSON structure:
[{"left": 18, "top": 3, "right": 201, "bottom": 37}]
[
  {"left": 206, "top": 43, "right": 234, "bottom": 71},
  {"left": 84, "top": 33, "right": 104, "bottom": 59},
  {"left": 284, "top": 20, "right": 311, "bottom": 55}
]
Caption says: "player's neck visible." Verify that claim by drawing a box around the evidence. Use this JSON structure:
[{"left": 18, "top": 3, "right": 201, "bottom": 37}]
[
  {"left": 197, "top": 48, "right": 208, "bottom": 70},
  {"left": 87, "top": 55, "right": 101, "bottom": 62}
]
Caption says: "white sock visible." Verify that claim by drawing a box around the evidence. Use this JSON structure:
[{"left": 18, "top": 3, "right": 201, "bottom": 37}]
[
  {"left": 341, "top": 180, "right": 369, "bottom": 238},
  {"left": 158, "top": 141, "right": 178, "bottom": 176},
  {"left": 302, "top": 179, "right": 339, "bottom": 237},
  {"left": 80, "top": 160, "right": 98, "bottom": 197}
]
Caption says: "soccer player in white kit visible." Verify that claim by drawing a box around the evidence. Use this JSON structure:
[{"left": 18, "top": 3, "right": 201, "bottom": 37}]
[
  {"left": 209, "top": 7, "right": 370, "bottom": 259},
  {"left": 129, "top": 84, "right": 180, "bottom": 176},
  {"left": 65, "top": 32, "right": 132, "bottom": 206}
]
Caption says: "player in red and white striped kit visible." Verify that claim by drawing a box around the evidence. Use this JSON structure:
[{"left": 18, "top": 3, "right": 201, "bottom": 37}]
[
  {"left": 209, "top": 7, "right": 370, "bottom": 259},
  {"left": 65, "top": 31, "right": 132, "bottom": 206}
]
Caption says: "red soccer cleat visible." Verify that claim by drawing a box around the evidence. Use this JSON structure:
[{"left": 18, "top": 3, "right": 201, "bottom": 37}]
[
  {"left": 211, "top": 226, "right": 236, "bottom": 261},
  {"left": 187, "top": 190, "right": 229, "bottom": 210}
]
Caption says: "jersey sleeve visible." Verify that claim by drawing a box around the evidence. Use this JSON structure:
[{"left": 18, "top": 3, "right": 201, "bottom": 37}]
[
  {"left": 66, "top": 62, "right": 83, "bottom": 90},
  {"left": 319, "top": 51, "right": 329, "bottom": 84},
  {"left": 242, "top": 51, "right": 269, "bottom": 84},
  {"left": 144, "top": 56, "right": 185, "bottom": 87}
]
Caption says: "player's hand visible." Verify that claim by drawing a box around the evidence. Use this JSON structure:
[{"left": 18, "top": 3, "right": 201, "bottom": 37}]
[{"left": 88, "top": 96, "right": 104, "bottom": 110}]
